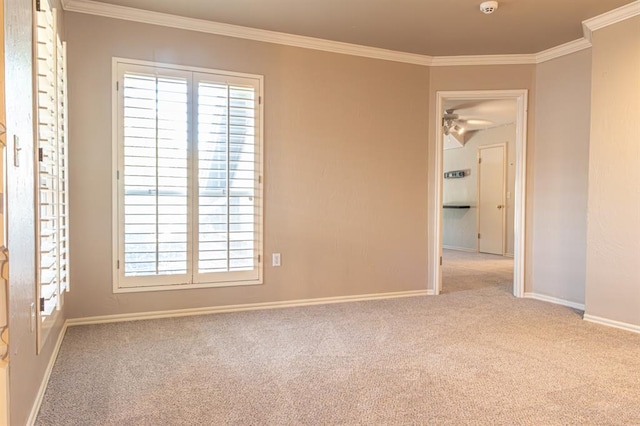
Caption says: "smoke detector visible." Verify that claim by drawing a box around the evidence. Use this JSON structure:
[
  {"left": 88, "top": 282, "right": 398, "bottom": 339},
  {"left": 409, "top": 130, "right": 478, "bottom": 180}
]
[{"left": 480, "top": 1, "right": 499, "bottom": 14}]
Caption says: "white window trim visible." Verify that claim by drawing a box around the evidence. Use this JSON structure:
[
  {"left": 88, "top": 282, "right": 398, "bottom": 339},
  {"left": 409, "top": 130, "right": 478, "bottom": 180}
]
[{"left": 111, "top": 57, "right": 264, "bottom": 294}]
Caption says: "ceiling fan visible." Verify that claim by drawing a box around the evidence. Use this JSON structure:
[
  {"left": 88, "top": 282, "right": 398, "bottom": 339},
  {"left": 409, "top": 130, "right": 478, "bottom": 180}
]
[{"left": 443, "top": 109, "right": 466, "bottom": 136}]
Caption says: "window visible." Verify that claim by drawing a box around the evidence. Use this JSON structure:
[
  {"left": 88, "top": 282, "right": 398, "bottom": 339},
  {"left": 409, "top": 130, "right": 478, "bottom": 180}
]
[
  {"left": 113, "top": 59, "right": 263, "bottom": 292},
  {"left": 35, "top": 0, "right": 69, "bottom": 351}
]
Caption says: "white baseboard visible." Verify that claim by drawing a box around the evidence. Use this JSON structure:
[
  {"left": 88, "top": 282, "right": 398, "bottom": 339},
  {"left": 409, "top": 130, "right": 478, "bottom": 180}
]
[
  {"left": 67, "top": 290, "right": 430, "bottom": 326},
  {"left": 442, "top": 245, "right": 477, "bottom": 253},
  {"left": 524, "top": 292, "right": 585, "bottom": 311},
  {"left": 583, "top": 314, "right": 640, "bottom": 335},
  {"left": 27, "top": 323, "right": 69, "bottom": 426}
]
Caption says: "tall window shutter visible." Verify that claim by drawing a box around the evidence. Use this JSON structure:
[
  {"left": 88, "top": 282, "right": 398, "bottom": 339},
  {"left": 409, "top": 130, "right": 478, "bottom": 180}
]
[
  {"left": 115, "top": 62, "right": 262, "bottom": 291},
  {"left": 195, "top": 79, "right": 258, "bottom": 280},
  {"left": 35, "top": 1, "right": 69, "bottom": 351},
  {"left": 121, "top": 73, "right": 189, "bottom": 280}
]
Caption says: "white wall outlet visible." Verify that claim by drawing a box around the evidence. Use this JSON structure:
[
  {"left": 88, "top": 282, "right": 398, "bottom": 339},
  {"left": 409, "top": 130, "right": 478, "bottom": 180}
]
[
  {"left": 272, "top": 253, "right": 281, "bottom": 267},
  {"left": 30, "top": 302, "right": 36, "bottom": 333}
]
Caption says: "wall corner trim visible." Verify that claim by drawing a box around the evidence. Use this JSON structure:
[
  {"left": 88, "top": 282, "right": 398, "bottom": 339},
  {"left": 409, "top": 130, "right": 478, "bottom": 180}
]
[
  {"left": 524, "top": 292, "right": 585, "bottom": 311},
  {"left": 66, "top": 290, "right": 430, "bottom": 326},
  {"left": 583, "top": 314, "right": 640, "bottom": 335},
  {"left": 26, "top": 323, "right": 69, "bottom": 426}
]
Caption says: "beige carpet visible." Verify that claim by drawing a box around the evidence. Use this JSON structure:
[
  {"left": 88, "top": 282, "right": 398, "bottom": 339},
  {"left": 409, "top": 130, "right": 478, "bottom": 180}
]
[
  {"left": 442, "top": 249, "right": 513, "bottom": 294},
  {"left": 37, "top": 275, "right": 640, "bottom": 424}
]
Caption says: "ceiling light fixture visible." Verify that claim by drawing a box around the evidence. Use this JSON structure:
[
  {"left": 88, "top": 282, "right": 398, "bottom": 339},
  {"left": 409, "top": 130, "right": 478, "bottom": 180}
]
[{"left": 480, "top": 1, "right": 499, "bottom": 14}]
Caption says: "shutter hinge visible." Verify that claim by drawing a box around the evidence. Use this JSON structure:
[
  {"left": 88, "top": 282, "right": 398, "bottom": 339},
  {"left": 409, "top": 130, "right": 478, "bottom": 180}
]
[
  {"left": 38, "top": 147, "right": 43, "bottom": 162},
  {"left": 259, "top": 96, "right": 262, "bottom": 105},
  {"left": 479, "top": 157, "right": 482, "bottom": 164},
  {"left": 478, "top": 233, "right": 481, "bottom": 239},
  {"left": 40, "top": 297, "right": 45, "bottom": 312},
  {"left": 117, "top": 170, "right": 120, "bottom": 180},
  {"left": 258, "top": 175, "right": 262, "bottom": 184},
  {"left": 117, "top": 260, "right": 120, "bottom": 269},
  {"left": 116, "top": 81, "right": 119, "bottom": 91},
  {"left": 440, "top": 256, "right": 442, "bottom": 266},
  {"left": 36, "top": 0, "right": 41, "bottom": 12},
  {"left": 258, "top": 254, "right": 261, "bottom": 263}
]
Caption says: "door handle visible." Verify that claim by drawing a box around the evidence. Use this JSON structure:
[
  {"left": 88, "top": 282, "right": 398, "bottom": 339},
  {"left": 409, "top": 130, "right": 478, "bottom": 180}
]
[{"left": 497, "top": 204, "right": 504, "bottom": 209}]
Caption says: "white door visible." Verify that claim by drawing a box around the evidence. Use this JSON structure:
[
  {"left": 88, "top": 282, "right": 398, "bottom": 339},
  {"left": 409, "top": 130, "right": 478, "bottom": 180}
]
[{"left": 478, "top": 144, "right": 506, "bottom": 255}]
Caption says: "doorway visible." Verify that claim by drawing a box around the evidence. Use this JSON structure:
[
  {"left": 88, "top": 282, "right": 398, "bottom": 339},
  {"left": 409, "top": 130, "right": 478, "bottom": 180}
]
[{"left": 430, "top": 90, "right": 528, "bottom": 297}]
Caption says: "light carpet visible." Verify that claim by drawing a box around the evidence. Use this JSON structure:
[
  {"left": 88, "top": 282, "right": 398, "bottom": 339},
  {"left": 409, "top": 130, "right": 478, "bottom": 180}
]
[
  {"left": 442, "top": 249, "right": 513, "bottom": 294},
  {"left": 36, "top": 265, "right": 639, "bottom": 424}
]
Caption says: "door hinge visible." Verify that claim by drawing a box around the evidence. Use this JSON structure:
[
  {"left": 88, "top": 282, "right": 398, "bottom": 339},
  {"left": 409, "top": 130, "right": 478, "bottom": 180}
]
[
  {"left": 478, "top": 157, "right": 482, "bottom": 164},
  {"left": 40, "top": 297, "right": 45, "bottom": 312},
  {"left": 38, "top": 147, "right": 43, "bottom": 162},
  {"left": 36, "top": 0, "right": 41, "bottom": 12},
  {"left": 478, "top": 233, "right": 481, "bottom": 239}
]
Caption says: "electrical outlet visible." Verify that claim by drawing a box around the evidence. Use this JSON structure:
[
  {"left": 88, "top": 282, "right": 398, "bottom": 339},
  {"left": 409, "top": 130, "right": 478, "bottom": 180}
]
[
  {"left": 272, "top": 253, "right": 281, "bottom": 267},
  {"left": 30, "top": 302, "right": 36, "bottom": 333}
]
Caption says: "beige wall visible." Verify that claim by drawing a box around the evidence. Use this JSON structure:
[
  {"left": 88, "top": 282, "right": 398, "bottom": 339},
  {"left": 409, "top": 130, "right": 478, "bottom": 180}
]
[
  {"left": 533, "top": 49, "right": 592, "bottom": 305},
  {"left": 443, "top": 123, "right": 517, "bottom": 254},
  {"left": 585, "top": 16, "right": 640, "bottom": 327},
  {"left": 5, "top": 0, "right": 66, "bottom": 424},
  {"left": 65, "top": 13, "right": 431, "bottom": 318},
  {"left": 428, "top": 65, "right": 536, "bottom": 292}
]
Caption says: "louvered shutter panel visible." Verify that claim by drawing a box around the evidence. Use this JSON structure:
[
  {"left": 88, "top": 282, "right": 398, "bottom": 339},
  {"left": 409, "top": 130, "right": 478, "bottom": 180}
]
[
  {"left": 57, "top": 39, "right": 69, "bottom": 294},
  {"left": 195, "top": 75, "right": 260, "bottom": 283},
  {"left": 35, "top": 1, "right": 69, "bottom": 351},
  {"left": 120, "top": 71, "right": 190, "bottom": 285},
  {"left": 36, "top": 1, "right": 59, "bottom": 319}
]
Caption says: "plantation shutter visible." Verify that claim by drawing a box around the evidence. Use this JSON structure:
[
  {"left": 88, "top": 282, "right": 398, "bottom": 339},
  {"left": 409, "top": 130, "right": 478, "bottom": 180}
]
[
  {"left": 57, "top": 39, "right": 69, "bottom": 294},
  {"left": 35, "top": 0, "right": 69, "bottom": 350},
  {"left": 36, "top": 1, "right": 59, "bottom": 318},
  {"left": 119, "top": 69, "right": 190, "bottom": 287},
  {"left": 115, "top": 62, "right": 262, "bottom": 290},
  {"left": 195, "top": 74, "right": 260, "bottom": 283}
]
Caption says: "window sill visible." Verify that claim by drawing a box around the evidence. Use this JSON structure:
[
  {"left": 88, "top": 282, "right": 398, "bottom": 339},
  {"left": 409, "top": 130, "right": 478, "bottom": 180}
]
[{"left": 113, "top": 279, "right": 263, "bottom": 294}]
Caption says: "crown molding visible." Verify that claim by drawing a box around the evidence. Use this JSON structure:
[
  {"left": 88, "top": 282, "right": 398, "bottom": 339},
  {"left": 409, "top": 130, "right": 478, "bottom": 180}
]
[
  {"left": 431, "top": 54, "right": 536, "bottom": 67},
  {"left": 583, "top": 0, "right": 640, "bottom": 35},
  {"left": 61, "top": 0, "right": 434, "bottom": 66},
  {"left": 61, "top": 0, "right": 639, "bottom": 67},
  {"left": 535, "top": 37, "right": 592, "bottom": 64}
]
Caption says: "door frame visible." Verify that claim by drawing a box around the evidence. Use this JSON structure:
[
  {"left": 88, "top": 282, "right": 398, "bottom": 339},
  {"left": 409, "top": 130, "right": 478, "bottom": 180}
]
[
  {"left": 430, "top": 89, "right": 528, "bottom": 297},
  {"left": 477, "top": 142, "right": 507, "bottom": 255}
]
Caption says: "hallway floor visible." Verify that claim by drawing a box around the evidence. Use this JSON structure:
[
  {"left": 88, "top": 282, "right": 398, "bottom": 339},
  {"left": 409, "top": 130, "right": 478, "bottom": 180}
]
[{"left": 442, "top": 249, "right": 514, "bottom": 294}]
